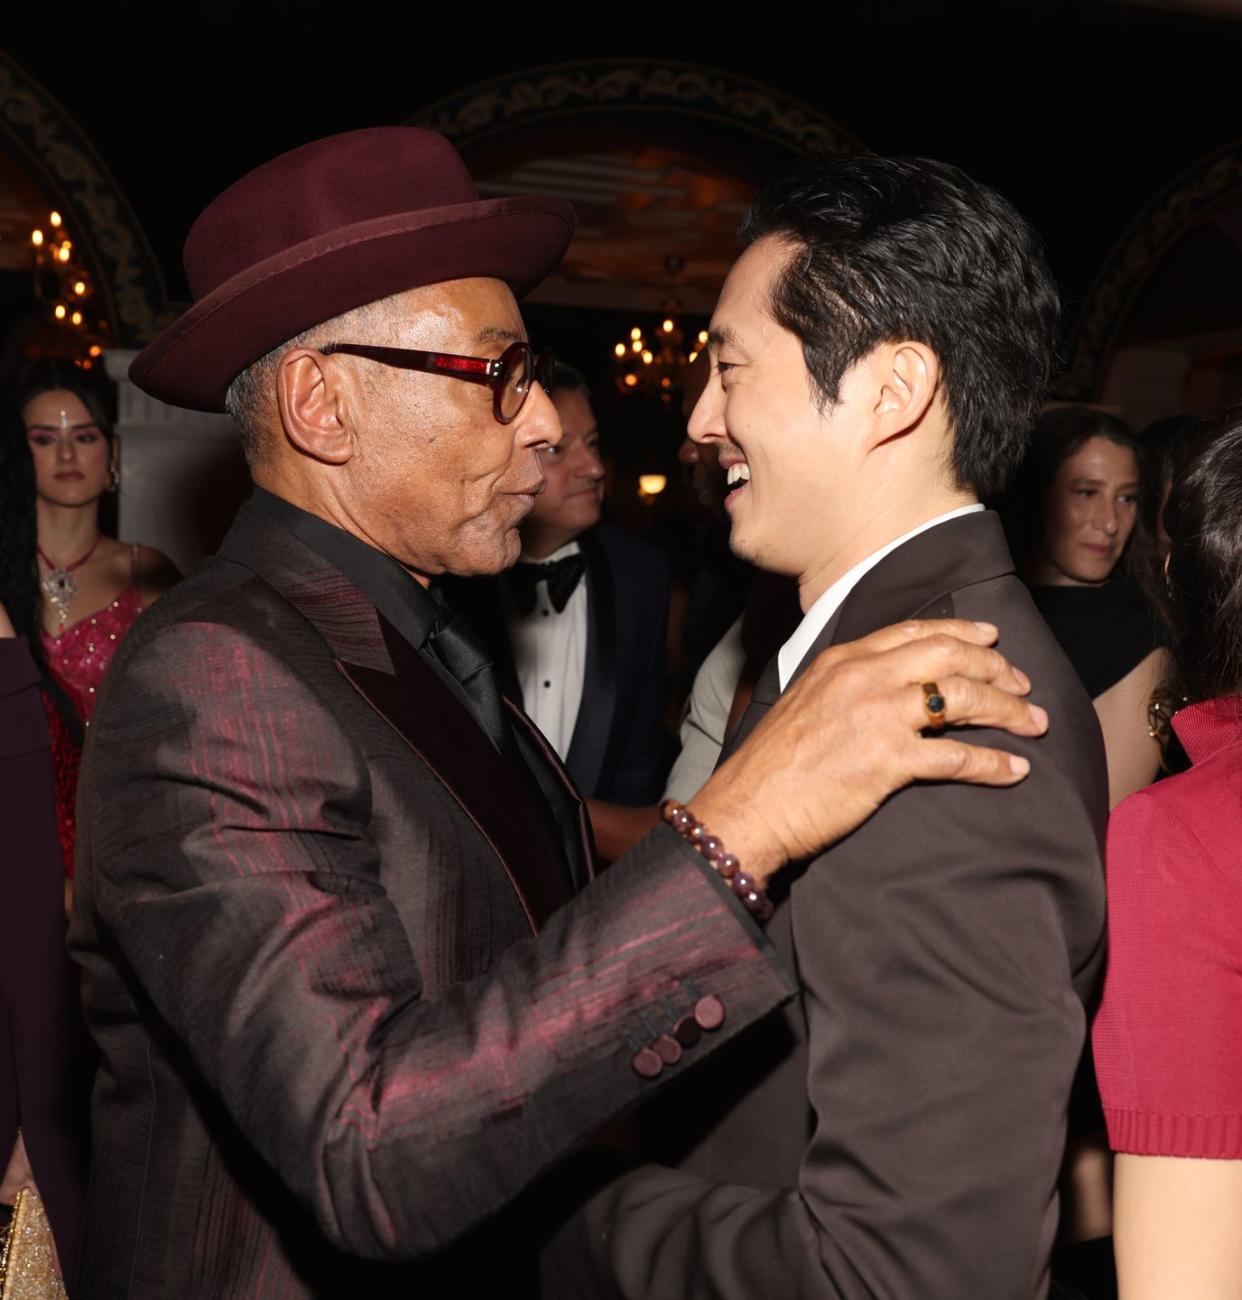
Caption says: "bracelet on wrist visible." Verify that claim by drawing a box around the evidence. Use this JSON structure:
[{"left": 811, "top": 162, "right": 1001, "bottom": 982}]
[{"left": 660, "top": 800, "right": 774, "bottom": 921}]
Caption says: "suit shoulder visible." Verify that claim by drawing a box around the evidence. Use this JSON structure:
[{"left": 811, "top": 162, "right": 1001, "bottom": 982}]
[{"left": 103, "top": 556, "right": 333, "bottom": 692}]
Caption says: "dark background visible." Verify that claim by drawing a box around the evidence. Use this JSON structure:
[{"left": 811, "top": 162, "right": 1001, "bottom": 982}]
[{"left": 5, "top": 0, "right": 1242, "bottom": 319}]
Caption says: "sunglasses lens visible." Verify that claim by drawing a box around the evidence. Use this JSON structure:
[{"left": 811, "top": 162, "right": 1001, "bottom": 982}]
[{"left": 499, "top": 345, "right": 533, "bottom": 422}]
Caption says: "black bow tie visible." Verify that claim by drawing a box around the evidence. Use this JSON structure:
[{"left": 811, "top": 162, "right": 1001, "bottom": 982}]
[{"left": 506, "top": 553, "right": 586, "bottom": 615}]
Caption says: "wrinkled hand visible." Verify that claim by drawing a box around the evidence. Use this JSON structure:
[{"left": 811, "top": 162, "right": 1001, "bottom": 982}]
[
  {"left": 0, "top": 1131, "right": 34, "bottom": 1206},
  {"left": 694, "top": 619, "right": 1047, "bottom": 886}
]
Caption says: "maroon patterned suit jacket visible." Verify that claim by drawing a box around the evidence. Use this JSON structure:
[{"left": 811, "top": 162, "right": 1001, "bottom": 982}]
[{"left": 68, "top": 500, "right": 792, "bottom": 1297}]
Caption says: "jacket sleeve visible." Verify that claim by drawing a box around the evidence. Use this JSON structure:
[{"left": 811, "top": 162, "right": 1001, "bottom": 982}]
[
  {"left": 608, "top": 549, "right": 671, "bottom": 806},
  {"left": 80, "top": 618, "right": 793, "bottom": 1261},
  {"left": 545, "top": 724, "right": 1105, "bottom": 1298}
]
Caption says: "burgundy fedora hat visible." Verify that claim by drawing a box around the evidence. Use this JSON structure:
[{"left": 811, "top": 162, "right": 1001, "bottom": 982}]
[{"left": 129, "top": 127, "right": 575, "bottom": 413}]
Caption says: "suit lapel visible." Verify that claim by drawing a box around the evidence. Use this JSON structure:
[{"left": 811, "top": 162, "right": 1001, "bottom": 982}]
[
  {"left": 565, "top": 528, "right": 618, "bottom": 799},
  {"left": 785, "top": 510, "right": 1015, "bottom": 690},
  {"left": 218, "top": 506, "right": 577, "bottom": 933}
]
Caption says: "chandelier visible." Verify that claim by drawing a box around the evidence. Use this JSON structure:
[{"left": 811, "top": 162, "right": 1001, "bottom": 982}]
[
  {"left": 612, "top": 310, "right": 707, "bottom": 401},
  {"left": 30, "top": 209, "right": 107, "bottom": 368}
]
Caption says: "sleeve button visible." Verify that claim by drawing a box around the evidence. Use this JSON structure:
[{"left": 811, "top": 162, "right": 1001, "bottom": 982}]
[
  {"left": 631, "top": 1047, "right": 663, "bottom": 1079},
  {"left": 693, "top": 995, "right": 726, "bottom": 1031},
  {"left": 672, "top": 1015, "right": 702, "bottom": 1049},
  {"left": 653, "top": 1034, "right": 683, "bottom": 1066}
]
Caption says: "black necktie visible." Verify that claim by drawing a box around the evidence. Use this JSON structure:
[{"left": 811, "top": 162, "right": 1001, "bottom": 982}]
[
  {"left": 426, "top": 589, "right": 517, "bottom": 759},
  {"left": 505, "top": 553, "right": 586, "bottom": 616}
]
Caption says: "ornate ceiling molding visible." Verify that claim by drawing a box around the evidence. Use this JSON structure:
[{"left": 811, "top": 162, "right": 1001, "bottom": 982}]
[
  {"left": 0, "top": 51, "right": 172, "bottom": 348},
  {"left": 410, "top": 60, "right": 864, "bottom": 158},
  {"left": 1056, "top": 141, "right": 1242, "bottom": 400}
]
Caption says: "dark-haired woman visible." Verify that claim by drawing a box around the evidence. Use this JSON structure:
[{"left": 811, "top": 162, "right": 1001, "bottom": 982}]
[
  {"left": 0, "top": 604, "right": 87, "bottom": 1292},
  {"left": 3, "top": 368, "right": 178, "bottom": 878},
  {"left": 1006, "top": 406, "right": 1167, "bottom": 808},
  {"left": 1092, "top": 413, "right": 1242, "bottom": 1297}
]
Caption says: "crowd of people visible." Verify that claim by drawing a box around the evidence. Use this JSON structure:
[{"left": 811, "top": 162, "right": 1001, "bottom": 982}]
[{"left": 0, "top": 126, "right": 1238, "bottom": 1299}]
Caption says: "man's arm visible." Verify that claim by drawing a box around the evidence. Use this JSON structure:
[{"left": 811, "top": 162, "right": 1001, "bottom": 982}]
[
  {"left": 82, "top": 617, "right": 791, "bottom": 1262},
  {"left": 607, "top": 547, "right": 672, "bottom": 806}
]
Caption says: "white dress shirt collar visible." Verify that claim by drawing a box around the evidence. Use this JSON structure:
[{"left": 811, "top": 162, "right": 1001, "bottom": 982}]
[
  {"left": 518, "top": 539, "right": 581, "bottom": 565},
  {"left": 777, "top": 504, "right": 986, "bottom": 692}
]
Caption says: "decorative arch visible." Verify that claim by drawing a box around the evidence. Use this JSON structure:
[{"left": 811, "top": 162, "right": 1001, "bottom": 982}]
[
  {"left": 1056, "top": 138, "right": 1242, "bottom": 401},
  {"left": 0, "top": 51, "right": 172, "bottom": 348},
  {"left": 409, "top": 59, "right": 864, "bottom": 160}
]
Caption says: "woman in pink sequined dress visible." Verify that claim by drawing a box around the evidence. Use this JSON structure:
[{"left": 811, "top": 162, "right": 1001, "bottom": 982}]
[{"left": 7, "top": 367, "right": 179, "bottom": 881}]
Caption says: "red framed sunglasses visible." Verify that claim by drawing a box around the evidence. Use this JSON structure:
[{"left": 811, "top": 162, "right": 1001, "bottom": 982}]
[{"left": 319, "top": 340, "right": 555, "bottom": 425}]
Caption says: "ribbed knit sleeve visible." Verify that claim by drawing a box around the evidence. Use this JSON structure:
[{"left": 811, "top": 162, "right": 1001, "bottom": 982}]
[{"left": 1093, "top": 783, "right": 1242, "bottom": 1157}]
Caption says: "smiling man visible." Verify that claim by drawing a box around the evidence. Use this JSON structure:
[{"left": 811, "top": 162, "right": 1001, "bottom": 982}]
[
  {"left": 547, "top": 155, "right": 1109, "bottom": 1299},
  {"left": 449, "top": 363, "right": 671, "bottom": 806},
  {"left": 69, "top": 131, "right": 1059, "bottom": 1299}
]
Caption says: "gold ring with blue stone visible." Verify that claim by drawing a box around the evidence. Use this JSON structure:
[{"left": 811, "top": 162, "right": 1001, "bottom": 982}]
[{"left": 922, "top": 681, "right": 947, "bottom": 728}]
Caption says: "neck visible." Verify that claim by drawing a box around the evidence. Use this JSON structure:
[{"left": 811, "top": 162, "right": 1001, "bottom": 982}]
[
  {"left": 797, "top": 484, "right": 977, "bottom": 612},
  {"left": 254, "top": 474, "right": 433, "bottom": 589},
  {"left": 520, "top": 523, "right": 580, "bottom": 561},
  {"left": 37, "top": 498, "right": 101, "bottom": 567},
  {"left": 1024, "top": 552, "right": 1110, "bottom": 588}
]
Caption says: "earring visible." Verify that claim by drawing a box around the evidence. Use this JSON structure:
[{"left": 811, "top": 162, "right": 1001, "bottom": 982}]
[{"left": 107, "top": 464, "right": 119, "bottom": 493}]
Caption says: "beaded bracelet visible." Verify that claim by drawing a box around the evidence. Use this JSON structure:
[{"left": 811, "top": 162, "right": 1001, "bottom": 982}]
[{"left": 660, "top": 800, "right": 774, "bottom": 921}]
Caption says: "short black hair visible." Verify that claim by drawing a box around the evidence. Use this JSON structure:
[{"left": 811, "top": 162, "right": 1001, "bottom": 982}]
[
  {"left": 741, "top": 154, "right": 1061, "bottom": 498},
  {"left": 1164, "top": 412, "right": 1242, "bottom": 706}
]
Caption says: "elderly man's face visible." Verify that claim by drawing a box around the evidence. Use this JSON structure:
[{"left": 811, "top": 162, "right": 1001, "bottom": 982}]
[{"left": 344, "top": 278, "right": 559, "bottom": 579}]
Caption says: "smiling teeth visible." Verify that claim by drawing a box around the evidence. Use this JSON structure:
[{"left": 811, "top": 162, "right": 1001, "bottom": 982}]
[{"left": 726, "top": 464, "right": 751, "bottom": 486}]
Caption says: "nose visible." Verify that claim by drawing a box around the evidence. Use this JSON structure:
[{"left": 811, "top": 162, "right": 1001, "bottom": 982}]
[
  {"left": 1097, "top": 497, "right": 1120, "bottom": 537},
  {"left": 57, "top": 435, "right": 75, "bottom": 461},
  {"left": 687, "top": 370, "right": 723, "bottom": 446},
  {"left": 576, "top": 439, "right": 605, "bottom": 480},
  {"left": 515, "top": 382, "right": 563, "bottom": 452}
]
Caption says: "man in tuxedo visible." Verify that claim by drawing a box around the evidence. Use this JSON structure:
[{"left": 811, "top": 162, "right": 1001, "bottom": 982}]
[
  {"left": 451, "top": 363, "right": 671, "bottom": 805},
  {"left": 68, "top": 130, "right": 1051, "bottom": 1297},
  {"left": 547, "top": 156, "right": 1108, "bottom": 1297}
]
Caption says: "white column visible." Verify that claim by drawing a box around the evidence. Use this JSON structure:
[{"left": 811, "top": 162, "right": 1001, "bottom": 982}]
[{"left": 106, "top": 349, "right": 250, "bottom": 572}]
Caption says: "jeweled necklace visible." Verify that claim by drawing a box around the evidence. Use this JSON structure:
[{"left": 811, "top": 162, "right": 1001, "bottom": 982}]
[{"left": 39, "top": 534, "right": 102, "bottom": 630}]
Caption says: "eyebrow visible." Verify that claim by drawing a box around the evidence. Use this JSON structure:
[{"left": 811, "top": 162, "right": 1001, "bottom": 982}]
[
  {"left": 475, "top": 326, "right": 522, "bottom": 348},
  {"left": 707, "top": 326, "right": 740, "bottom": 350},
  {"left": 1071, "top": 476, "right": 1139, "bottom": 489}
]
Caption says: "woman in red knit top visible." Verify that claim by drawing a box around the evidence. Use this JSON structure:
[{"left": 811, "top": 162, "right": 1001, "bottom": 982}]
[{"left": 1092, "top": 413, "right": 1242, "bottom": 1297}]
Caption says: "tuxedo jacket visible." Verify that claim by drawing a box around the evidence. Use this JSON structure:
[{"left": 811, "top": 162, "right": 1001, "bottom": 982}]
[
  {"left": 67, "top": 501, "right": 791, "bottom": 1298},
  {"left": 547, "top": 510, "right": 1109, "bottom": 1299},
  {"left": 448, "top": 521, "right": 670, "bottom": 805}
]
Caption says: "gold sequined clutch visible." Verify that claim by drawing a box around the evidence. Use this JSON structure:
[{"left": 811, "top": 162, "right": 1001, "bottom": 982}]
[{"left": 0, "top": 1188, "right": 66, "bottom": 1300}]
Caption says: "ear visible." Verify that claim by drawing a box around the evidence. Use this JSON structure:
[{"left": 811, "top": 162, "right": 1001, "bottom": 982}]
[
  {"left": 274, "top": 349, "right": 356, "bottom": 465},
  {"left": 868, "top": 341, "right": 940, "bottom": 447}
]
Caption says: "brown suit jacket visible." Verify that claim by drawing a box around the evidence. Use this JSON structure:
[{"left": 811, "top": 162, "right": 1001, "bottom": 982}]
[
  {"left": 68, "top": 500, "right": 793, "bottom": 1298},
  {"left": 545, "top": 510, "right": 1108, "bottom": 1299}
]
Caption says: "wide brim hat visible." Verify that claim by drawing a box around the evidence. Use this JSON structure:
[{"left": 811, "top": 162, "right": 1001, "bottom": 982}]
[{"left": 130, "top": 127, "right": 575, "bottom": 413}]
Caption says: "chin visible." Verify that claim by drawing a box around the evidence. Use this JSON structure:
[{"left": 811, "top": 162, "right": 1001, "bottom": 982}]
[{"left": 455, "top": 530, "right": 522, "bottom": 577}]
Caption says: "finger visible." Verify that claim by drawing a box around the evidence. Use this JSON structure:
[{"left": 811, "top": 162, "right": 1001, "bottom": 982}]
[
  {"left": 840, "top": 618, "right": 1000, "bottom": 660},
  {"left": 911, "top": 736, "right": 1032, "bottom": 785},
  {"left": 912, "top": 677, "right": 1048, "bottom": 736},
  {"left": 884, "top": 634, "right": 1031, "bottom": 696}
]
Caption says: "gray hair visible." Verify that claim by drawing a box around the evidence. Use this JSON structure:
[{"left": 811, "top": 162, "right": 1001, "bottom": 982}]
[{"left": 224, "top": 298, "right": 393, "bottom": 465}]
